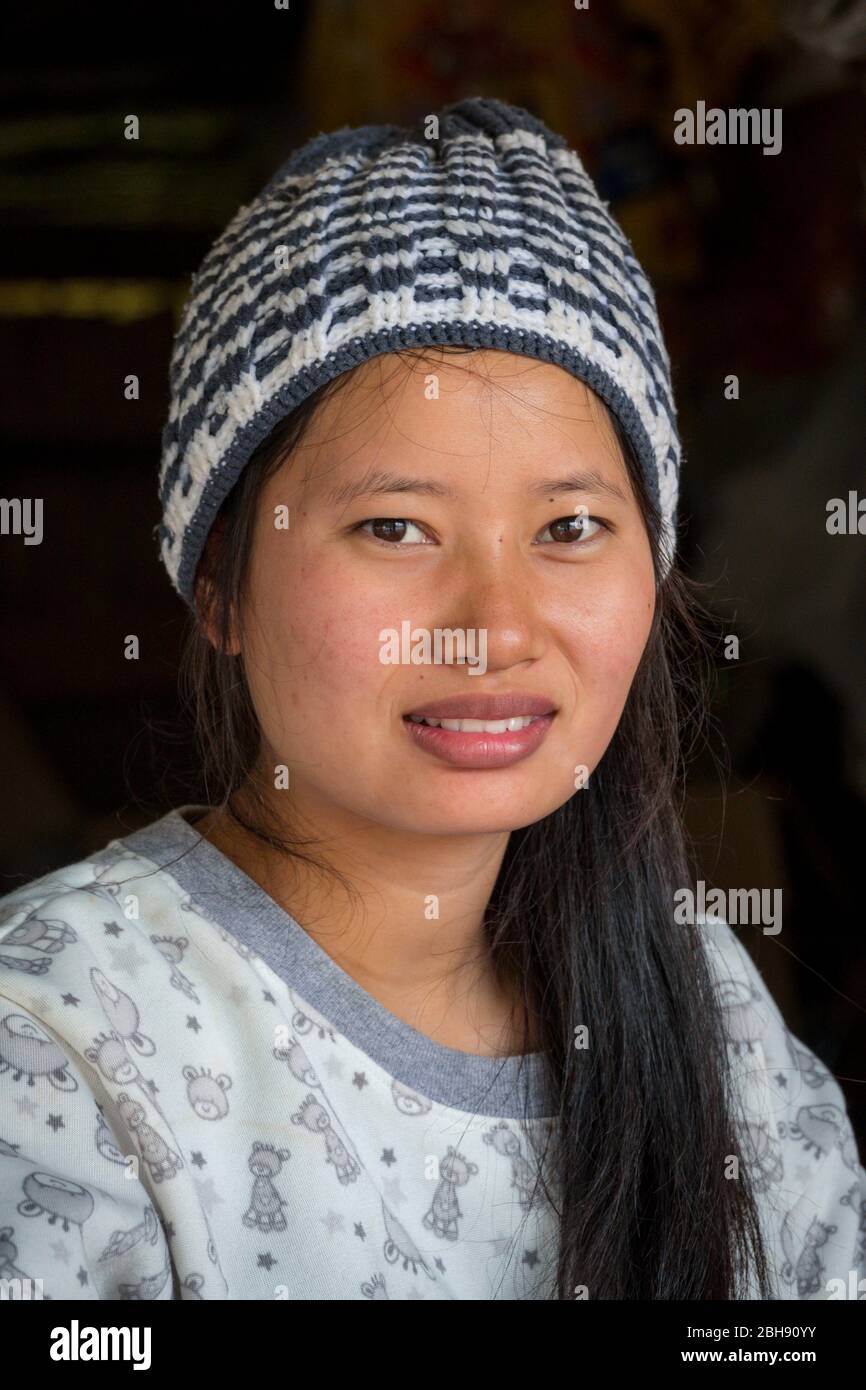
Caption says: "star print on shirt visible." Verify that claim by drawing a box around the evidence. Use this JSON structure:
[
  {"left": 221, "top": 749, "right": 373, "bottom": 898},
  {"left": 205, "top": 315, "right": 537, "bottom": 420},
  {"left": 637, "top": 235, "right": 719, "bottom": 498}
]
[
  {"left": 352, "top": 1072, "right": 368, "bottom": 1090},
  {"left": 257, "top": 1253, "right": 276, "bottom": 1270},
  {"left": 187, "top": 1016, "right": 201, "bottom": 1031},
  {"left": 381, "top": 1148, "right": 396, "bottom": 1166},
  {"left": 191, "top": 1152, "right": 206, "bottom": 1169},
  {"left": 61, "top": 994, "right": 79, "bottom": 1007},
  {"left": 46, "top": 1114, "right": 64, "bottom": 1132},
  {"left": 103, "top": 921, "right": 123, "bottom": 936}
]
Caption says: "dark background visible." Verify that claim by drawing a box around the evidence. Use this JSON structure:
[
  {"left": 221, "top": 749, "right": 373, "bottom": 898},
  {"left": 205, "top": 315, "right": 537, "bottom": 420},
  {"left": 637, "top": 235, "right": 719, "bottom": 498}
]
[{"left": 2, "top": 0, "right": 865, "bottom": 1146}]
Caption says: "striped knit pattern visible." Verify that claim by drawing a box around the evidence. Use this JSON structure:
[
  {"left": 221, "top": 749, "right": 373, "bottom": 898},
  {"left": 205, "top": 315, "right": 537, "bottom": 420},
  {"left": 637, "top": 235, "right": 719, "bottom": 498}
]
[{"left": 158, "top": 97, "right": 680, "bottom": 608}]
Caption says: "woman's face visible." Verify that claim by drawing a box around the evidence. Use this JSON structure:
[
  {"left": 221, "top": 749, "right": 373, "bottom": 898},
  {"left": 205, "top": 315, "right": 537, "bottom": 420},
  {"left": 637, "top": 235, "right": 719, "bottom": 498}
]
[{"left": 227, "top": 349, "right": 656, "bottom": 836}]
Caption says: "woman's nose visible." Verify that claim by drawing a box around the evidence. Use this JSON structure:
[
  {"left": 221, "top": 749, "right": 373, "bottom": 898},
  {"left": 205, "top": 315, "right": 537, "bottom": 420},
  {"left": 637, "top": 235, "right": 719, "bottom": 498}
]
[{"left": 448, "top": 552, "right": 542, "bottom": 672}]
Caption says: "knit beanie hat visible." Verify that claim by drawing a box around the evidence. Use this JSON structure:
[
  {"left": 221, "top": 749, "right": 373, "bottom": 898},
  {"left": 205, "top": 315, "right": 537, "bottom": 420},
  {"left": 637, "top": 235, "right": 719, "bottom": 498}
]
[{"left": 157, "top": 96, "right": 681, "bottom": 611}]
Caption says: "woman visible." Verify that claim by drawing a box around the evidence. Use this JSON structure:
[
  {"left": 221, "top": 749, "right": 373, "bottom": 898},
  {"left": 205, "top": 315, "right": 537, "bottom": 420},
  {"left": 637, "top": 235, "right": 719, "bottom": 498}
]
[{"left": 1, "top": 97, "right": 863, "bottom": 1301}]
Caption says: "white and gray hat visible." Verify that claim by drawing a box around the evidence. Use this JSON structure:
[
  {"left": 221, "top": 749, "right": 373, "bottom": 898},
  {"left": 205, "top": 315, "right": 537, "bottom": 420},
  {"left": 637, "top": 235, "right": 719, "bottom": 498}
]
[{"left": 157, "top": 96, "right": 681, "bottom": 609}]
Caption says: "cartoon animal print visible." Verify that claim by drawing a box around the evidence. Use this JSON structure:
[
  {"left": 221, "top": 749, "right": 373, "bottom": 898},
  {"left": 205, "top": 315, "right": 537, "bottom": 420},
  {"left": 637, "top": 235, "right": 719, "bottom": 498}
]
[
  {"left": 90, "top": 969, "right": 156, "bottom": 1056},
  {"left": 0, "top": 905, "right": 77, "bottom": 975},
  {"left": 391, "top": 1079, "right": 432, "bottom": 1116},
  {"left": 99, "top": 1203, "right": 160, "bottom": 1261},
  {"left": 86, "top": 1032, "right": 141, "bottom": 1089},
  {"left": 272, "top": 1038, "right": 319, "bottom": 1087},
  {"left": 381, "top": 1203, "right": 436, "bottom": 1279},
  {"left": 116, "top": 1094, "right": 182, "bottom": 1184},
  {"left": 118, "top": 1257, "right": 172, "bottom": 1300},
  {"left": 780, "top": 1210, "right": 839, "bottom": 1298},
  {"left": 85, "top": 1032, "right": 171, "bottom": 1127},
  {"left": 150, "top": 936, "right": 199, "bottom": 1002},
  {"left": 18, "top": 1172, "right": 95, "bottom": 1233},
  {"left": 483, "top": 1121, "right": 545, "bottom": 1212},
  {"left": 242, "top": 1143, "right": 291, "bottom": 1233},
  {"left": 0, "top": 1225, "right": 41, "bottom": 1285},
  {"left": 784, "top": 1029, "right": 830, "bottom": 1088},
  {"left": 715, "top": 977, "right": 764, "bottom": 1055},
  {"left": 290, "top": 1095, "right": 360, "bottom": 1185},
  {"left": 735, "top": 1118, "right": 785, "bottom": 1194},
  {"left": 217, "top": 927, "right": 257, "bottom": 962},
  {"left": 289, "top": 1000, "right": 337, "bottom": 1043},
  {"left": 422, "top": 1146, "right": 479, "bottom": 1241},
  {"left": 782, "top": 1104, "right": 860, "bottom": 1167},
  {"left": 361, "top": 1272, "right": 389, "bottom": 1299},
  {"left": 96, "top": 1109, "right": 128, "bottom": 1165},
  {"left": 183, "top": 1065, "right": 232, "bottom": 1120},
  {"left": 0, "top": 1013, "right": 78, "bottom": 1091},
  {"left": 86, "top": 1022, "right": 173, "bottom": 1130},
  {"left": 840, "top": 1181, "right": 866, "bottom": 1270}
]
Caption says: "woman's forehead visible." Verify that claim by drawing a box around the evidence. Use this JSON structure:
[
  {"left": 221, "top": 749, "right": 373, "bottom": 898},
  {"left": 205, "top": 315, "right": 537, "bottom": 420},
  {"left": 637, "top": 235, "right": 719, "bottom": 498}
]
[
  {"left": 276, "top": 374, "right": 629, "bottom": 505},
  {"left": 294, "top": 349, "right": 621, "bottom": 460}
]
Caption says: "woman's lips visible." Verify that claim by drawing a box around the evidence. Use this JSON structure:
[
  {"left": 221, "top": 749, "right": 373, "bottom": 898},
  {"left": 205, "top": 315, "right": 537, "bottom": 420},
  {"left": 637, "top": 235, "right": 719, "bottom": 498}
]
[{"left": 402, "top": 712, "right": 556, "bottom": 768}]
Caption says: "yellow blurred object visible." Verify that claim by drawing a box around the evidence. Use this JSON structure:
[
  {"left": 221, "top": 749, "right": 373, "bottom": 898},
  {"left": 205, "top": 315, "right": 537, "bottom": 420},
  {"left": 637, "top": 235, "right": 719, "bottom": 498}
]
[{"left": 0, "top": 280, "right": 187, "bottom": 325}]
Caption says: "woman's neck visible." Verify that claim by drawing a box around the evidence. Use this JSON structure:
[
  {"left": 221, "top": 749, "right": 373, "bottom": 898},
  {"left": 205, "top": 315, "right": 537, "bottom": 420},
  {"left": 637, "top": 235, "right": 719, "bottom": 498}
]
[{"left": 193, "top": 796, "right": 539, "bottom": 1057}]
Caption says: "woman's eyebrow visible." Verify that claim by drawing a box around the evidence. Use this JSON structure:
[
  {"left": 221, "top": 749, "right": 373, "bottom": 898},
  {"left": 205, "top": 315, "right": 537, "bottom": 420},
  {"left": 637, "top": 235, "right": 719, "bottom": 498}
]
[
  {"left": 529, "top": 469, "right": 629, "bottom": 502},
  {"left": 325, "top": 470, "right": 455, "bottom": 506},
  {"left": 324, "top": 466, "right": 629, "bottom": 507}
]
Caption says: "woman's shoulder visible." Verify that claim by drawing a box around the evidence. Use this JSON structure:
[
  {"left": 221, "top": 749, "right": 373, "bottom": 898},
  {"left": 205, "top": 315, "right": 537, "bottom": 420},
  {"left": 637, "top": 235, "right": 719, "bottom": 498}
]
[
  {"left": 697, "top": 913, "right": 852, "bottom": 1117},
  {"left": 0, "top": 819, "right": 196, "bottom": 1018},
  {"left": 699, "top": 915, "right": 866, "bottom": 1298},
  {"left": 697, "top": 913, "right": 788, "bottom": 1037},
  {"left": 0, "top": 824, "right": 201, "bottom": 1300}
]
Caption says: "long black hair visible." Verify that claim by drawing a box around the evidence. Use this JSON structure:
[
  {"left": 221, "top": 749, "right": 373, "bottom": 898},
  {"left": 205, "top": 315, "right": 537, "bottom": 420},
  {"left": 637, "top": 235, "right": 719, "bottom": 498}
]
[{"left": 170, "top": 346, "right": 773, "bottom": 1300}]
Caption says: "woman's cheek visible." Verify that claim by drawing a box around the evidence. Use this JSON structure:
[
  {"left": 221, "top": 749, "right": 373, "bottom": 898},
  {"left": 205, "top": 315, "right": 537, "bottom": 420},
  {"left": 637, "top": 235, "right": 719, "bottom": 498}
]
[
  {"left": 563, "top": 587, "right": 651, "bottom": 680},
  {"left": 555, "top": 570, "right": 654, "bottom": 741},
  {"left": 593, "top": 553, "right": 655, "bottom": 663},
  {"left": 593, "top": 602, "right": 653, "bottom": 689},
  {"left": 265, "top": 573, "right": 395, "bottom": 725}
]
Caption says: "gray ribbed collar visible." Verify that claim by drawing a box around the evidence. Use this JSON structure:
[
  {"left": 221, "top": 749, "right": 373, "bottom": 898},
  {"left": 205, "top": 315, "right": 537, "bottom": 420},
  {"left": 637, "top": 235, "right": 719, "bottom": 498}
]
[{"left": 117, "top": 806, "right": 552, "bottom": 1120}]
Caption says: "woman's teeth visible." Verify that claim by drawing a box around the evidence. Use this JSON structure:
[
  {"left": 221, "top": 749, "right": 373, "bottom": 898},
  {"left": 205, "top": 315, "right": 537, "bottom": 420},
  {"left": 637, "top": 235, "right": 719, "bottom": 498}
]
[{"left": 407, "top": 714, "right": 539, "bottom": 732}]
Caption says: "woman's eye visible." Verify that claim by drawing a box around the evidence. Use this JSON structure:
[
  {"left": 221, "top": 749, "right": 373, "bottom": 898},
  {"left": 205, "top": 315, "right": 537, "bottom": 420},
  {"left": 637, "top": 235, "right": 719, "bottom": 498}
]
[
  {"left": 356, "top": 518, "right": 430, "bottom": 546},
  {"left": 537, "top": 514, "right": 606, "bottom": 545},
  {"left": 352, "top": 514, "right": 608, "bottom": 547}
]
